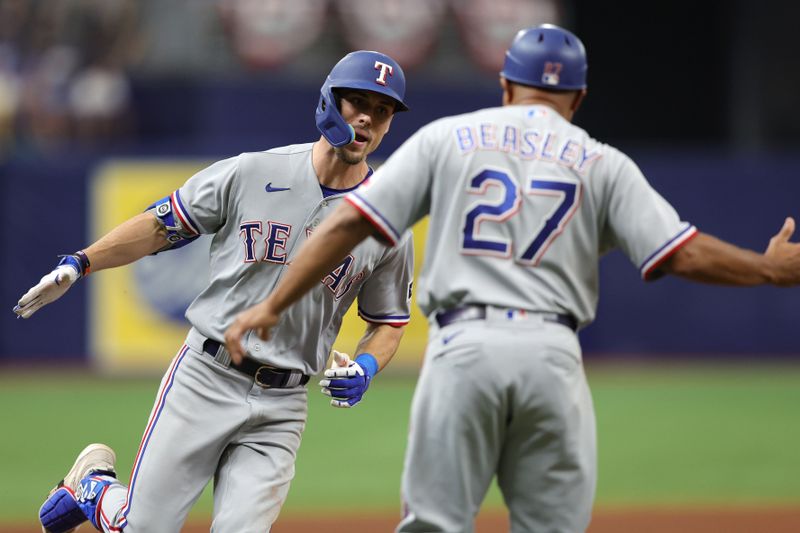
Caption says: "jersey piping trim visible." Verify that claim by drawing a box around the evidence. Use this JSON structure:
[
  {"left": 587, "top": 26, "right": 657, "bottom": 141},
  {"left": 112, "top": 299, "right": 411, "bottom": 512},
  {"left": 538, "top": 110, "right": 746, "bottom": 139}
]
[
  {"left": 346, "top": 193, "right": 400, "bottom": 245},
  {"left": 358, "top": 307, "right": 410, "bottom": 326},
  {"left": 640, "top": 224, "right": 698, "bottom": 280},
  {"left": 96, "top": 483, "right": 121, "bottom": 532},
  {"left": 119, "top": 345, "right": 190, "bottom": 527},
  {"left": 171, "top": 190, "right": 200, "bottom": 236}
]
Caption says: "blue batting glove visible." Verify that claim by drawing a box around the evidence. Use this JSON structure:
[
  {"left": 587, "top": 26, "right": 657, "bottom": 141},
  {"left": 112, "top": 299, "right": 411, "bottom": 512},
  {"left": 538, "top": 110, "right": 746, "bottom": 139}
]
[{"left": 319, "top": 352, "right": 378, "bottom": 408}]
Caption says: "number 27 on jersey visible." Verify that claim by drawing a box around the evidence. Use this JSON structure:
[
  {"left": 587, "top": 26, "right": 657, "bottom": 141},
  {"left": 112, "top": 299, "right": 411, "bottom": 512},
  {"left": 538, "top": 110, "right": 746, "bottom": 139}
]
[{"left": 460, "top": 168, "right": 581, "bottom": 265}]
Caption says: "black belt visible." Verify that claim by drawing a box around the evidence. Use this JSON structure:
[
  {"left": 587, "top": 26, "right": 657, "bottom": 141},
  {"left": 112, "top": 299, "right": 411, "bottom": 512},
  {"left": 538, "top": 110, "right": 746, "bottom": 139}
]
[
  {"left": 202, "top": 339, "right": 310, "bottom": 388},
  {"left": 435, "top": 305, "right": 577, "bottom": 332}
]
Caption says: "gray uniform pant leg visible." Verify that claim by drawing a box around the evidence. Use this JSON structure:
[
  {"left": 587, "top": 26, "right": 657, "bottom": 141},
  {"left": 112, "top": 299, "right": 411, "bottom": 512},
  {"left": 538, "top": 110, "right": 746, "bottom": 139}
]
[
  {"left": 104, "top": 345, "right": 243, "bottom": 532},
  {"left": 497, "top": 328, "right": 596, "bottom": 532},
  {"left": 211, "top": 383, "right": 307, "bottom": 532},
  {"left": 97, "top": 345, "right": 307, "bottom": 533},
  {"left": 397, "top": 319, "right": 596, "bottom": 533}
]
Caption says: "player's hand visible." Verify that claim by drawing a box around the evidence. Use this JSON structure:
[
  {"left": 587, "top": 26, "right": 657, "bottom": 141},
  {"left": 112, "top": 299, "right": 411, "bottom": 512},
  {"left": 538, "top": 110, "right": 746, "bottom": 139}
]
[
  {"left": 13, "top": 264, "right": 81, "bottom": 319},
  {"left": 319, "top": 350, "right": 378, "bottom": 408},
  {"left": 224, "top": 300, "right": 279, "bottom": 364},
  {"left": 765, "top": 217, "right": 800, "bottom": 286}
]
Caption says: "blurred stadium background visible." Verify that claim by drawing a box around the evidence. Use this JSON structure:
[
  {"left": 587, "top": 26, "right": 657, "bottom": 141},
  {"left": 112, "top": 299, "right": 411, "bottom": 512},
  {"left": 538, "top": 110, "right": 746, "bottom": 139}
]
[{"left": 1, "top": 0, "right": 799, "bottom": 530}]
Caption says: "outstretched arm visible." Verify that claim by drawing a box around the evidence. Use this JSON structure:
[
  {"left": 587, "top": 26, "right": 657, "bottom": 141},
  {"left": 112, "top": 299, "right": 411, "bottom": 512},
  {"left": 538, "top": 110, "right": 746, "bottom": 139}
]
[
  {"left": 661, "top": 217, "right": 800, "bottom": 286},
  {"left": 13, "top": 213, "right": 169, "bottom": 318},
  {"left": 82, "top": 212, "right": 170, "bottom": 272},
  {"left": 225, "top": 202, "right": 375, "bottom": 363}
]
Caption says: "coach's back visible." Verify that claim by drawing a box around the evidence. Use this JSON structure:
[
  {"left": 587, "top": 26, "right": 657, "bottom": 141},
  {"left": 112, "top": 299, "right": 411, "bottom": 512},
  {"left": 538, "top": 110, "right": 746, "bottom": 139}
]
[{"left": 354, "top": 102, "right": 693, "bottom": 326}]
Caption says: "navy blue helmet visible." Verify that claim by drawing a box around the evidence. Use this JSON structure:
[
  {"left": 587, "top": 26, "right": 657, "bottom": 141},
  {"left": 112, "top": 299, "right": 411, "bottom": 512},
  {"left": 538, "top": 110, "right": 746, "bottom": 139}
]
[
  {"left": 501, "top": 24, "right": 587, "bottom": 91},
  {"left": 316, "top": 51, "right": 409, "bottom": 147}
]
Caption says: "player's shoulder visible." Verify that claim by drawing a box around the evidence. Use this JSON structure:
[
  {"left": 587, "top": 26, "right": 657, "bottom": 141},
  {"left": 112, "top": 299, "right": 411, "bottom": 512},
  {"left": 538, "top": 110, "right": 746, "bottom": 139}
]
[
  {"left": 423, "top": 105, "right": 509, "bottom": 130},
  {"left": 233, "top": 142, "right": 314, "bottom": 174},
  {"left": 580, "top": 131, "right": 635, "bottom": 169},
  {"left": 559, "top": 119, "right": 633, "bottom": 166},
  {"left": 213, "top": 143, "right": 314, "bottom": 188},
  {"left": 409, "top": 106, "right": 510, "bottom": 144},
  {"left": 240, "top": 142, "right": 314, "bottom": 160},
  {"left": 208, "top": 143, "right": 313, "bottom": 170},
  {"left": 569, "top": 129, "right": 642, "bottom": 182}
]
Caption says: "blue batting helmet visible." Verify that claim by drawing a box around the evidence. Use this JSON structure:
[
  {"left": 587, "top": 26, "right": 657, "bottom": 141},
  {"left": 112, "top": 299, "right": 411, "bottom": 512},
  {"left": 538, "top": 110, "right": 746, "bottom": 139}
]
[
  {"left": 501, "top": 24, "right": 587, "bottom": 91},
  {"left": 316, "top": 50, "right": 409, "bottom": 148}
]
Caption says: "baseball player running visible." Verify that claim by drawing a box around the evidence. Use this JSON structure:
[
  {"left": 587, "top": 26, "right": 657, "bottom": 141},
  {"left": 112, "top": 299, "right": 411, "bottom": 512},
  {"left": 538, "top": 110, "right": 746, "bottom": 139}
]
[
  {"left": 224, "top": 25, "right": 800, "bottom": 533},
  {"left": 16, "top": 50, "right": 414, "bottom": 533}
]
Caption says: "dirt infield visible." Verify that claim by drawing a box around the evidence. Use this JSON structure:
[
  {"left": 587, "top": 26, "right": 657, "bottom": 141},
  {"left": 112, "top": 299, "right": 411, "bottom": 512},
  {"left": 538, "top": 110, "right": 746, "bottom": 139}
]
[
  {"left": 269, "top": 507, "right": 800, "bottom": 533},
  {"left": 9, "top": 506, "right": 800, "bottom": 532}
]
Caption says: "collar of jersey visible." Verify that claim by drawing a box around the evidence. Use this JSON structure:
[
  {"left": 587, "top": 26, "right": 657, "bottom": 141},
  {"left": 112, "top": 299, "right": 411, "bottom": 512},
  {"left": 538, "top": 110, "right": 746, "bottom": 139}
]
[{"left": 319, "top": 167, "right": 374, "bottom": 198}]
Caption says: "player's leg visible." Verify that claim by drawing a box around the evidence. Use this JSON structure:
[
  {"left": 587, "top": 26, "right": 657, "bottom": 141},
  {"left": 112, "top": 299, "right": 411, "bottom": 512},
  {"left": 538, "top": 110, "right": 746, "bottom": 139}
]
[
  {"left": 111, "top": 345, "right": 253, "bottom": 532},
  {"left": 496, "top": 324, "right": 597, "bottom": 533},
  {"left": 397, "top": 324, "right": 503, "bottom": 533},
  {"left": 210, "top": 386, "right": 308, "bottom": 533},
  {"left": 39, "top": 444, "right": 118, "bottom": 533}
]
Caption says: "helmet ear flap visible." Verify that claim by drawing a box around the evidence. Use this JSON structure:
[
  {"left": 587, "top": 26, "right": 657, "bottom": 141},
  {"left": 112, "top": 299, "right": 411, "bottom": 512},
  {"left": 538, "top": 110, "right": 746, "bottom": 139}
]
[
  {"left": 321, "top": 88, "right": 342, "bottom": 113},
  {"left": 316, "top": 85, "right": 356, "bottom": 148}
]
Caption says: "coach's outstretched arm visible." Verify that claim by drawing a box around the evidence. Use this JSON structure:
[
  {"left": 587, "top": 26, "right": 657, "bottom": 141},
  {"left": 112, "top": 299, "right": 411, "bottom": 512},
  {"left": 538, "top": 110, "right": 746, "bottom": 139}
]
[
  {"left": 225, "top": 202, "right": 374, "bottom": 363},
  {"left": 661, "top": 217, "right": 800, "bottom": 286},
  {"left": 13, "top": 213, "right": 169, "bottom": 318}
]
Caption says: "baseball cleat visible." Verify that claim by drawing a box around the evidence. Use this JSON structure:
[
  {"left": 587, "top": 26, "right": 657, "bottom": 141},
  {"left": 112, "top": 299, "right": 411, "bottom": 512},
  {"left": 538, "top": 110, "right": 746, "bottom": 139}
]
[{"left": 39, "top": 443, "right": 117, "bottom": 533}]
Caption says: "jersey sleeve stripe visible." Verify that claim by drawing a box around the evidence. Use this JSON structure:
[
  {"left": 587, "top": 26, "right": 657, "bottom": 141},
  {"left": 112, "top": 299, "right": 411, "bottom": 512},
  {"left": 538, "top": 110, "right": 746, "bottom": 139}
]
[
  {"left": 346, "top": 193, "right": 400, "bottom": 245},
  {"left": 358, "top": 307, "right": 410, "bottom": 326},
  {"left": 170, "top": 190, "right": 200, "bottom": 236},
  {"left": 640, "top": 224, "right": 699, "bottom": 280}
]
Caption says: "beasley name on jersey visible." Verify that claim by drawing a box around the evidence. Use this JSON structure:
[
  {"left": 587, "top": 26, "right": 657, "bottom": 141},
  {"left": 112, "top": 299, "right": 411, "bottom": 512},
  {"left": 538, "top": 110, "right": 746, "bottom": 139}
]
[{"left": 452, "top": 107, "right": 602, "bottom": 174}]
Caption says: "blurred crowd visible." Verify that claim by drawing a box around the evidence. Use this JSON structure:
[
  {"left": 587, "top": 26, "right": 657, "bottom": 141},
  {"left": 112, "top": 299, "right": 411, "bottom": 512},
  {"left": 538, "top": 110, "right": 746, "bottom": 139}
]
[
  {"left": 0, "top": 0, "right": 141, "bottom": 157},
  {"left": 0, "top": 0, "right": 557, "bottom": 159}
]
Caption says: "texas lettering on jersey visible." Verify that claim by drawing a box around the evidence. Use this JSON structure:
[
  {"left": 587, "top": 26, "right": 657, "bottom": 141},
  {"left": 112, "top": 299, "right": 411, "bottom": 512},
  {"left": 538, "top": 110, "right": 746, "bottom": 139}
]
[
  {"left": 239, "top": 220, "right": 291, "bottom": 264},
  {"left": 306, "top": 227, "right": 366, "bottom": 299},
  {"left": 238, "top": 220, "right": 364, "bottom": 300}
]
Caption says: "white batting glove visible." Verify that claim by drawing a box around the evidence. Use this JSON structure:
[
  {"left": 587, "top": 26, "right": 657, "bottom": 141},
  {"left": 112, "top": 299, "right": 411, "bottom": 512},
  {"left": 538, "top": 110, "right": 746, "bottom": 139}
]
[
  {"left": 319, "top": 350, "right": 378, "bottom": 408},
  {"left": 13, "top": 264, "right": 80, "bottom": 319}
]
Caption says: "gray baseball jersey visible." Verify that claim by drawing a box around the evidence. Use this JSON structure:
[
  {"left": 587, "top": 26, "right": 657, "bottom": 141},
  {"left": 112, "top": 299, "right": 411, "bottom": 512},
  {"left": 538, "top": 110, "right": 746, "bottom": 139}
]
[
  {"left": 176, "top": 142, "right": 413, "bottom": 374},
  {"left": 89, "top": 143, "right": 414, "bottom": 533},
  {"left": 348, "top": 104, "right": 696, "bottom": 532},
  {"left": 350, "top": 105, "right": 695, "bottom": 324}
]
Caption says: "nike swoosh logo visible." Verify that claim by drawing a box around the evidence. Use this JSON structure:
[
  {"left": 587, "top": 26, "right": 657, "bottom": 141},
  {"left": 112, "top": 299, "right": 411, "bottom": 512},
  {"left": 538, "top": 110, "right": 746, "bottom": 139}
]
[
  {"left": 265, "top": 182, "right": 291, "bottom": 193},
  {"left": 442, "top": 330, "right": 464, "bottom": 345}
]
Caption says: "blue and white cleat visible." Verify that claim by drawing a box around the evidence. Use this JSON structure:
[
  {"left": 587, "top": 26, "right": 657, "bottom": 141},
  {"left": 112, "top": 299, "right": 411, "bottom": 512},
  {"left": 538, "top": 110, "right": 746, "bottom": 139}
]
[{"left": 39, "top": 443, "right": 117, "bottom": 533}]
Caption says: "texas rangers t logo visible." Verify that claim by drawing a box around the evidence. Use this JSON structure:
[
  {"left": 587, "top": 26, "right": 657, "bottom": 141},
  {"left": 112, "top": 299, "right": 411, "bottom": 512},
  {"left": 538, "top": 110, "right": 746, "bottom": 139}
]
[{"left": 374, "top": 61, "right": 393, "bottom": 86}]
